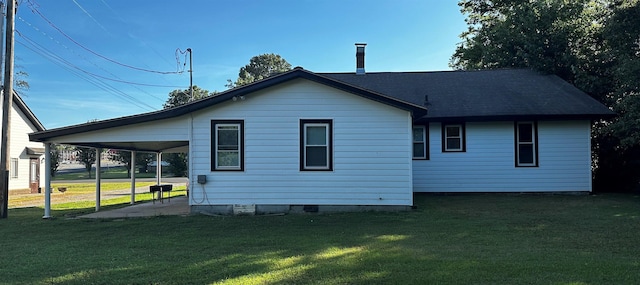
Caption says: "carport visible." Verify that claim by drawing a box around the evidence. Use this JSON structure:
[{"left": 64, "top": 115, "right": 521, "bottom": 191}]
[{"left": 29, "top": 109, "right": 193, "bottom": 219}]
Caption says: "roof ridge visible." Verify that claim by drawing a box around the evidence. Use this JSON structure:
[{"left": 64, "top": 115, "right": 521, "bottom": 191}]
[{"left": 318, "top": 68, "right": 536, "bottom": 75}]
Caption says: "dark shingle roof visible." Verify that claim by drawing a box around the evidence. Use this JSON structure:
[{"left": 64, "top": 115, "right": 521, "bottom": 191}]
[{"left": 322, "top": 69, "right": 614, "bottom": 121}]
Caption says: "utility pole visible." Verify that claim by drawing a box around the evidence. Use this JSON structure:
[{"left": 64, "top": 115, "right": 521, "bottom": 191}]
[
  {"left": 187, "top": 48, "right": 193, "bottom": 101},
  {"left": 0, "top": 1, "right": 5, "bottom": 83},
  {"left": 0, "top": 0, "right": 15, "bottom": 218}
]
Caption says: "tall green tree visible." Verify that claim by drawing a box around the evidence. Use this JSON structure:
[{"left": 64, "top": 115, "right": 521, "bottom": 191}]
[
  {"left": 163, "top": 85, "right": 212, "bottom": 109},
  {"left": 226, "top": 53, "right": 292, "bottom": 88},
  {"left": 75, "top": 147, "right": 97, "bottom": 179},
  {"left": 451, "top": 0, "right": 601, "bottom": 86},
  {"left": 451, "top": 0, "right": 640, "bottom": 192}
]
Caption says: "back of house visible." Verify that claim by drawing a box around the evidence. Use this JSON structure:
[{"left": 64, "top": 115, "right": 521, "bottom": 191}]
[{"left": 29, "top": 45, "right": 614, "bottom": 215}]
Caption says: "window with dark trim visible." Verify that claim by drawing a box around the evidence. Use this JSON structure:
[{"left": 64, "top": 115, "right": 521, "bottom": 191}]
[
  {"left": 211, "top": 120, "right": 244, "bottom": 171},
  {"left": 300, "top": 119, "right": 333, "bottom": 171},
  {"left": 442, "top": 123, "right": 465, "bottom": 152},
  {"left": 515, "top": 121, "right": 538, "bottom": 167},
  {"left": 413, "top": 125, "right": 429, "bottom": 159}
]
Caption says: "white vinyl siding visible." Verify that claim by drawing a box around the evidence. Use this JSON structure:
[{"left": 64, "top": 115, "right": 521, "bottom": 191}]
[
  {"left": 413, "top": 121, "right": 592, "bottom": 192},
  {"left": 48, "top": 117, "right": 190, "bottom": 145},
  {"left": 190, "top": 79, "right": 413, "bottom": 206}
]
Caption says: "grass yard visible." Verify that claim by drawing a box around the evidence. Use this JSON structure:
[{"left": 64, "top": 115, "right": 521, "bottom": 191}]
[
  {"left": 8, "top": 182, "right": 158, "bottom": 209},
  {"left": 1, "top": 193, "right": 639, "bottom": 284}
]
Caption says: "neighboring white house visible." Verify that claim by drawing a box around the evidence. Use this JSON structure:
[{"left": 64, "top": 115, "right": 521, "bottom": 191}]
[
  {"left": 2, "top": 92, "right": 46, "bottom": 193},
  {"left": 29, "top": 47, "right": 614, "bottom": 214}
]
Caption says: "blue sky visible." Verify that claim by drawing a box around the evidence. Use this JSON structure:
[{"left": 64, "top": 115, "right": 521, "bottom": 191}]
[{"left": 15, "top": 0, "right": 467, "bottom": 128}]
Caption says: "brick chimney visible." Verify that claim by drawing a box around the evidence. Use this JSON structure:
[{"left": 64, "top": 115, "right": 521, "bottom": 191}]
[{"left": 355, "top": 43, "right": 366, "bottom": 75}]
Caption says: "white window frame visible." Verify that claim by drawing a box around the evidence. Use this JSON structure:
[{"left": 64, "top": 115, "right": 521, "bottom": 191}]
[
  {"left": 301, "top": 120, "right": 332, "bottom": 171},
  {"left": 516, "top": 121, "right": 538, "bottom": 167},
  {"left": 413, "top": 125, "right": 428, "bottom": 159},
  {"left": 212, "top": 121, "right": 243, "bottom": 171},
  {"left": 443, "top": 124, "right": 464, "bottom": 152}
]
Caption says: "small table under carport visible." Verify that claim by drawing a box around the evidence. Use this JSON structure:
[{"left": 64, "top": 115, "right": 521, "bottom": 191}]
[{"left": 149, "top": 184, "right": 173, "bottom": 203}]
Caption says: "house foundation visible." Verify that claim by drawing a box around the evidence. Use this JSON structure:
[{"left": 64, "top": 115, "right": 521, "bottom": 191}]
[{"left": 191, "top": 204, "right": 412, "bottom": 216}]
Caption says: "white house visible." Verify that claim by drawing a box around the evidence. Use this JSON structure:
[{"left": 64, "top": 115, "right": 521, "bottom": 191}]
[
  {"left": 29, "top": 47, "right": 614, "bottom": 215},
  {"left": 2, "top": 92, "right": 46, "bottom": 193}
]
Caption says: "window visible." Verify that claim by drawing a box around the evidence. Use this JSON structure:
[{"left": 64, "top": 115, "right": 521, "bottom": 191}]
[
  {"left": 300, "top": 119, "right": 333, "bottom": 171},
  {"left": 442, "top": 123, "right": 465, "bottom": 152},
  {"left": 211, "top": 120, "right": 244, "bottom": 171},
  {"left": 413, "top": 125, "right": 429, "bottom": 159},
  {"left": 515, "top": 122, "right": 538, "bottom": 167},
  {"left": 10, "top": 158, "right": 18, "bottom": 178}
]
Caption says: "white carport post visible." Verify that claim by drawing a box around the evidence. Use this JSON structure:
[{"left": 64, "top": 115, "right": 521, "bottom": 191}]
[
  {"left": 130, "top": 150, "right": 136, "bottom": 204},
  {"left": 156, "top": 152, "right": 162, "bottom": 185},
  {"left": 95, "top": 148, "right": 101, "bottom": 212},
  {"left": 43, "top": 143, "right": 52, "bottom": 219}
]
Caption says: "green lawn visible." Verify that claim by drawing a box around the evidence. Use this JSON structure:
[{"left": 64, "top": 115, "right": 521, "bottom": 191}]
[
  {"left": 1, "top": 193, "right": 639, "bottom": 284},
  {"left": 8, "top": 182, "right": 173, "bottom": 210}
]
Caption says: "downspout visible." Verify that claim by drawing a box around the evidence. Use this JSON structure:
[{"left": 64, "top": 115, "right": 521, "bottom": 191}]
[{"left": 43, "top": 143, "right": 51, "bottom": 219}]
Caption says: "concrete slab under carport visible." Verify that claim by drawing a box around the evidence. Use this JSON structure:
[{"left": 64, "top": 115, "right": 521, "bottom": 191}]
[{"left": 78, "top": 196, "right": 189, "bottom": 219}]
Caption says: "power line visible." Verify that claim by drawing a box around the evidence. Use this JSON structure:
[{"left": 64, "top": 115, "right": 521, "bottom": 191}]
[
  {"left": 15, "top": 34, "right": 156, "bottom": 109},
  {"left": 24, "top": 0, "right": 185, "bottom": 75},
  {"left": 17, "top": 39, "right": 157, "bottom": 111},
  {"left": 16, "top": 36, "right": 157, "bottom": 111},
  {"left": 17, "top": 16, "right": 178, "bottom": 101},
  {"left": 16, "top": 29, "right": 186, "bottom": 88}
]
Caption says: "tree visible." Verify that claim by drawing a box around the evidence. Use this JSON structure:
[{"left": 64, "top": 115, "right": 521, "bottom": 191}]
[
  {"left": 111, "top": 150, "right": 155, "bottom": 177},
  {"left": 75, "top": 147, "right": 96, "bottom": 179},
  {"left": 165, "top": 153, "right": 188, "bottom": 177},
  {"left": 49, "top": 144, "right": 61, "bottom": 177},
  {"left": 451, "top": 0, "right": 640, "bottom": 192},
  {"left": 451, "top": 0, "right": 601, "bottom": 85},
  {"left": 163, "top": 85, "right": 212, "bottom": 109},
  {"left": 226, "top": 53, "right": 292, "bottom": 88}
]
